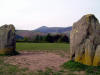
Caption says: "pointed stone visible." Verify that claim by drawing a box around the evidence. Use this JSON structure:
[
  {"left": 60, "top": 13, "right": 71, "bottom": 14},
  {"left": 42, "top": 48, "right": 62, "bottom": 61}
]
[{"left": 70, "top": 14, "right": 100, "bottom": 66}]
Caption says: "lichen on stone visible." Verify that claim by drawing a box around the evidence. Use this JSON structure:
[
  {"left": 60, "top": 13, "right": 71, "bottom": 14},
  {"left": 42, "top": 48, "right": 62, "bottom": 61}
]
[
  {"left": 0, "top": 24, "right": 16, "bottom": 55},
  {"left": 70, "top": 14, "right": 100, "bottom": 66}
]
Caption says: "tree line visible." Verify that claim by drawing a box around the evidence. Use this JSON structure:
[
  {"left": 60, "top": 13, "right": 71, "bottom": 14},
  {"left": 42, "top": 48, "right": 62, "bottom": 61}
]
[{"left": 16, "top": 34, "right": 69, "bottom": 43}]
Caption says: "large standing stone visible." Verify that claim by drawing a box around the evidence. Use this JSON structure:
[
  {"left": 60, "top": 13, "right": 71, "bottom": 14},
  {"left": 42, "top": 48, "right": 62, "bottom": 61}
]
[
  {"left": 0, "top": 24, "right": 16, "bottom": 55},
  {"left": 70, "top": 14, "right": 100, "bottom": 66}
]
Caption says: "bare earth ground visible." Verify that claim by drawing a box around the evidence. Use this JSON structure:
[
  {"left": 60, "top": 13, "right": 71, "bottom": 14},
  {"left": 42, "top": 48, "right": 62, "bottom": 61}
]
[{"left": 5, "top": 51, "right": 70, "bottom": 71}]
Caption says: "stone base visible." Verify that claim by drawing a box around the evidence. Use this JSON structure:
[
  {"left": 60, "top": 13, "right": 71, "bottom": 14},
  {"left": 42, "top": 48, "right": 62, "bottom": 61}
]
[{"left": 0, "top": 48, "right": 18, "bottom": 55}]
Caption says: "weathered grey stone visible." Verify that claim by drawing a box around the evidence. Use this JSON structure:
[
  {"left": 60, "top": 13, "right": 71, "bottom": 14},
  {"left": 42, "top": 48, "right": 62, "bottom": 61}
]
[
  {"left": 93, "top": 45, "right": 100, "bottom": 66},
  {"left": 0, "top": 24, "right": 16, "bottom": 55},
  {"left": 70, "top": 14, "right": 100, "bottom": 66}
]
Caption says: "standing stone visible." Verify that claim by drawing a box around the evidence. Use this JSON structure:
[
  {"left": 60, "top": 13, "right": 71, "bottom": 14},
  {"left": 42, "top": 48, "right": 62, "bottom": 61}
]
[
  {"left": 0, "top": 24, "right": 16, "bottom": 55},
  {"left": 70, "top": 14, "right": 100, "bottom": 66}
]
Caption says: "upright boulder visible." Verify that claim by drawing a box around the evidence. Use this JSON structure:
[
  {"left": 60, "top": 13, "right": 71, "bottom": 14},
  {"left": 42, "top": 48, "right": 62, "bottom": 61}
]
[
  {"left": 70, "top": 14, "right": 100, "bottom": 66},
  {"left": 0, "top": 24, "right": 16, "bottom": 55}
]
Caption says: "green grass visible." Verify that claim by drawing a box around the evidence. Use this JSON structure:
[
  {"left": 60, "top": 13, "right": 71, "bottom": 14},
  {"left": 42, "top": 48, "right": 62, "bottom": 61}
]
[
  {"left": 62, "top": 60, "right": 100, "bottom": 75},
  {"left": 1, "top": 43, "right": 100, "bottom": 75},
  {"left": 0, "top": 43, "right": 70, "bottom": 75},
  {"left": 16, "top": 43, "right": 69, "bottom": 52},
  {"left": 62, "top": 60, "right": 87, "bottom": 71},
  {"left": 36, "top": 68, "right": 63, "bottom": 75}
]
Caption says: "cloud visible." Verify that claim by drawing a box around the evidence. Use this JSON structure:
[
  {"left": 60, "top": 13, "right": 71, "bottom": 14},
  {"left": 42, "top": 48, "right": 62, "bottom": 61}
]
[{"left": 0, "top": 0, "right": 100, "bottom": 30}]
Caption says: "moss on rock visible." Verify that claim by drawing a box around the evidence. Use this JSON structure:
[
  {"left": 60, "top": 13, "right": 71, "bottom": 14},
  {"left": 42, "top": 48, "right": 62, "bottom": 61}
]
[
  {"left": 70, "top": 14, "right": 100, "bottom": 66},
  {"left": 0, "top": 24, "right": 17, "bottom": 55}
]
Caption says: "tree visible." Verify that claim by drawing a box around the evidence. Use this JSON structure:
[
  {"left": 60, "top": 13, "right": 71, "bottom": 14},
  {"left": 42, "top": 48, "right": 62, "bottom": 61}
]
[
  {"left": 23, "top": 37, "right": 29, "bottom": 42},
  {"left": 53, "top": 34, "right": 61, "bottom": 42},
  {"left": 45, "top": 33, "right": 53, "bottom": 43},
  {"left": 34, "top": 35, "right": 40, "bottom": 43},
  {"left": 57, "top": 35, "right": 69, "bottom": 43}
]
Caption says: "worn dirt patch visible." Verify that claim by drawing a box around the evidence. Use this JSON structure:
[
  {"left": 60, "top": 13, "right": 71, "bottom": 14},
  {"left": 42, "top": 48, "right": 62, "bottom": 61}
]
[{"left": 5, "top": 51, "right": 69, "bottom": 71}]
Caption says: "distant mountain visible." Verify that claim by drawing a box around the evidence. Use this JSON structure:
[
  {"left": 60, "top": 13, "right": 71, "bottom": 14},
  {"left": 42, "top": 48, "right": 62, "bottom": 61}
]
[
  {"left": 16, "top": 26, "right": 72, "bottom": 39},
  {"left": 16, "top": 30, "right": 47, "bottom": 38},
  {"left": 34, "top": 26, "right": 72, "bottom": 33}
]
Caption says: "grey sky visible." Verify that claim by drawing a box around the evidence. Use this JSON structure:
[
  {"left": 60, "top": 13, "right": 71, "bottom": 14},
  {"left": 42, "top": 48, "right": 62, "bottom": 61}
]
[{"left": 0, "top": 0, "right": 100, "bottom": 30}]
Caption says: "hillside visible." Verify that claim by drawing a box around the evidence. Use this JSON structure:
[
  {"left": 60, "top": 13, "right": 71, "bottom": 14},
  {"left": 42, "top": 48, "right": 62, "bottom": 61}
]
[
  {"left": 16, "top": 26, "right": 72, "bottom": 39},
  {"left": 16, "top": 30, "right": 46, "bottom": 38},
  {"left": 34, "top": 26, "right": 72, "bottom": 33}
]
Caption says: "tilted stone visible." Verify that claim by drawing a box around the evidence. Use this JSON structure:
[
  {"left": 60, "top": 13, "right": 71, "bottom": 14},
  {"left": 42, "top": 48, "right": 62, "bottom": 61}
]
[
  {"left": 0, "top": 24, "right": 16, "bottom": 55},
  {"left": 70, "top": 14, "right": 100, "bottom": 66}
]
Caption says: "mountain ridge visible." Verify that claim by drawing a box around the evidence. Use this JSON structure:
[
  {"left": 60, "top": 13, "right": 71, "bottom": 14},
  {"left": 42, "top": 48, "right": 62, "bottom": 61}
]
[
  {"left": 33, "top": 26, "right": 72, "bottom": 33},
  {"left": 16, "top": 26, "right": 72, "bottom": 39}
]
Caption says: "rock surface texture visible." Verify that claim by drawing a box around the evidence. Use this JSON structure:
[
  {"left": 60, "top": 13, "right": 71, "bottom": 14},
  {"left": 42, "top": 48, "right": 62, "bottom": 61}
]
[
  {"left": 0, "top": 24, "right": 16, "bottom": 55},
  {"left": 70, "top": 14, "right": 100, "bottom": 66}
]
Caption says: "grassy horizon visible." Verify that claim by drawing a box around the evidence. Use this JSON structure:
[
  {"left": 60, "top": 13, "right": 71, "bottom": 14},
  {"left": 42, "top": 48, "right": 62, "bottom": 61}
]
[{"left": 16, "top": 43, "right": 70, "bottom": 52}]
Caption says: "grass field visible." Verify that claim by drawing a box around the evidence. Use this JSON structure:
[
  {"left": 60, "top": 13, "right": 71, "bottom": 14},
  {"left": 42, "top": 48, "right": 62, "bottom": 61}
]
[
  {"left": 0, "top": 43, "right": 70, "bottom": 75},
  {"left": 16, "top": 43, "right": 70, "bottom": 52},
  {"left": 0, "top": 43, "right": 99, "bottom": 75},
  {"left": 15, "top": 43, "right": 100, "bottom": 75}
]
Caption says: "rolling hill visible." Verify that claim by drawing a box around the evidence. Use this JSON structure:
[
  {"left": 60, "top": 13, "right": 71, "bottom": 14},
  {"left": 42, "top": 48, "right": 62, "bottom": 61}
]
[
  {"left": 34, "top": 26, "right": 72, "bottom": 33},
  {"left": 16, "top": 26, "right": 72, "bottom": 39}
]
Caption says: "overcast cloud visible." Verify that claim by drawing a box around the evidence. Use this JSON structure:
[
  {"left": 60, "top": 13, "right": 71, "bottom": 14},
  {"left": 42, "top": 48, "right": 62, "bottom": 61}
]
[{"left": 0, "top": 0, "right": 100, "bottom": 30}]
